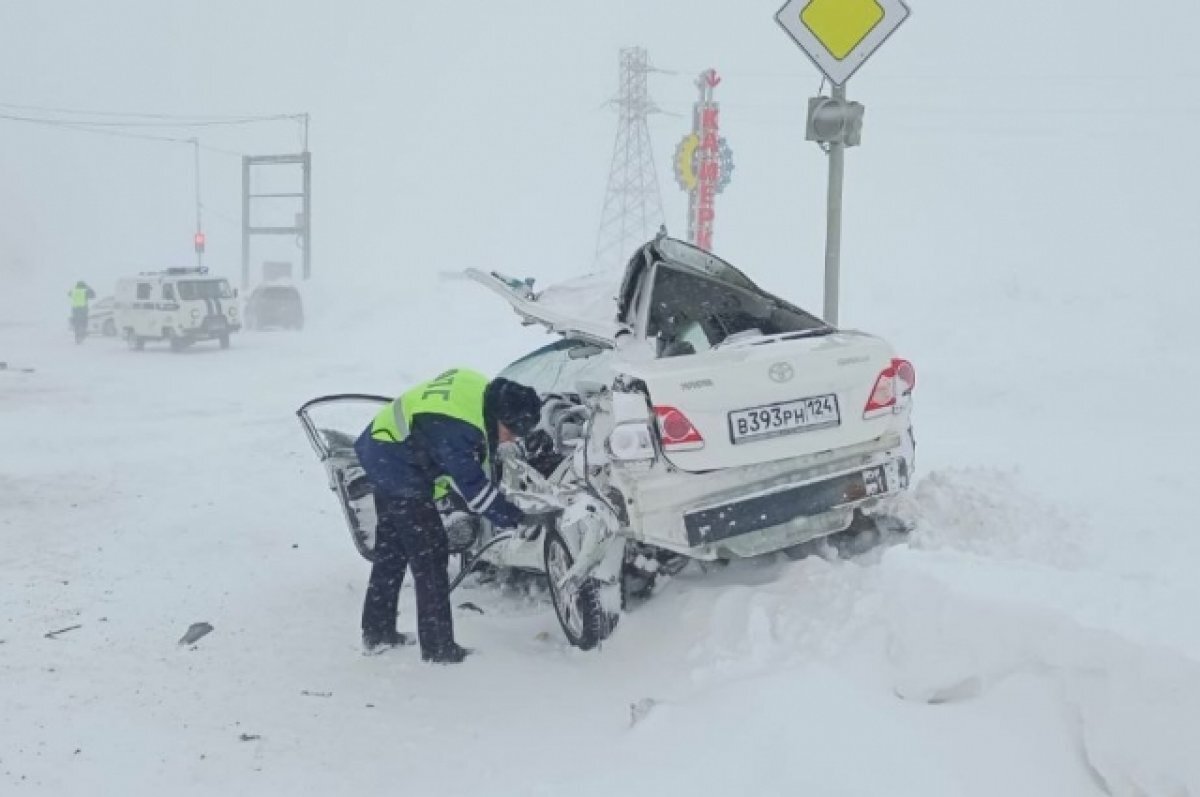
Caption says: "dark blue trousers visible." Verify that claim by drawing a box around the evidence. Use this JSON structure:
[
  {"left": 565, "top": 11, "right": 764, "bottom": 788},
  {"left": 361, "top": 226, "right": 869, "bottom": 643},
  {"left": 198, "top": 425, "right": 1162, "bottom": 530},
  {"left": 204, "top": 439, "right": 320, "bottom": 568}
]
[{"left": 361, "top": 493, "right": 455, "bottom": 656}]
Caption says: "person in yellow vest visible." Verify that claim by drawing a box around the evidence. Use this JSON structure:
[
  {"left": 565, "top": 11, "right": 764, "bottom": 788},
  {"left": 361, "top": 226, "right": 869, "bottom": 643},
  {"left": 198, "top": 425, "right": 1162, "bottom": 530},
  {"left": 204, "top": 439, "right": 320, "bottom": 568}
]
[
  {"left": 68, "top": 281, "right": 96, "bottom": 341},
  {"left": 353, "top": 368, "right": 543, "bottom": 662}
]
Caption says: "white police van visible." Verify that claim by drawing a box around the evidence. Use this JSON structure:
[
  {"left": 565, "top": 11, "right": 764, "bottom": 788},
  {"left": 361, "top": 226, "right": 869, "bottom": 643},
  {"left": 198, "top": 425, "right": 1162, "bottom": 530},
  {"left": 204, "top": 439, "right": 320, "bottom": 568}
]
[{"left": 114, "top": 267, "right": 241, "bottom": 351}]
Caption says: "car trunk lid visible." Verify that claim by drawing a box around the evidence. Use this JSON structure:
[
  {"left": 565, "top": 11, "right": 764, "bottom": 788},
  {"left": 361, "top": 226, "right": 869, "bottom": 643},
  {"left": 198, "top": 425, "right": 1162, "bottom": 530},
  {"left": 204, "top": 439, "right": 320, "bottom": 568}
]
[{"left": 621, "top": 330, "right": 898, "bottom": 472}]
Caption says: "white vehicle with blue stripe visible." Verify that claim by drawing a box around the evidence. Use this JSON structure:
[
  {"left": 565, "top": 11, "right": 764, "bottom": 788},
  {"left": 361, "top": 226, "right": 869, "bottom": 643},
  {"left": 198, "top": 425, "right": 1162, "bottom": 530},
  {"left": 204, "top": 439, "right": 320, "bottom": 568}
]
[{"left": 114, "top": 267, "right": 241, "bottom": 351}]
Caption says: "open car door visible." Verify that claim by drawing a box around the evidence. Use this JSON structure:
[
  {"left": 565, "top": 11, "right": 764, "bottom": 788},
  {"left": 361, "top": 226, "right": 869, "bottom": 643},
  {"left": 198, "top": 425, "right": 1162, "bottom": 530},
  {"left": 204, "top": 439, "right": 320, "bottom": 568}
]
[
  {"left": 297, "top": 394, "right": 391, "bottom": 562},
  {"left": 297, "top": 394, "right": 484, "bottom": 561}
]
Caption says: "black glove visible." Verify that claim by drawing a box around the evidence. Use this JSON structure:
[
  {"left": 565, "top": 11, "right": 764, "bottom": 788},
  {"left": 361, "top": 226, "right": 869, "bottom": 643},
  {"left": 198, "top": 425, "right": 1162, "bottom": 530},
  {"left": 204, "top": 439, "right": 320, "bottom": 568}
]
[{"left": 523, "top": 429, "right": 555, "bottom": 458}]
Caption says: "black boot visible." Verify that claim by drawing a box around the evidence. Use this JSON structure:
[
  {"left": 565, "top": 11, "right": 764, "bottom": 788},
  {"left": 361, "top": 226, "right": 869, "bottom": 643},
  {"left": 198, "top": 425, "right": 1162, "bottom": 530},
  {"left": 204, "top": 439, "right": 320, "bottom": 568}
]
[
  {"left": 421, "top": 642, "right": 474, "bottom": 664},
  {"left": 362, "top": 628, "right": 415, "bottom": 654}
]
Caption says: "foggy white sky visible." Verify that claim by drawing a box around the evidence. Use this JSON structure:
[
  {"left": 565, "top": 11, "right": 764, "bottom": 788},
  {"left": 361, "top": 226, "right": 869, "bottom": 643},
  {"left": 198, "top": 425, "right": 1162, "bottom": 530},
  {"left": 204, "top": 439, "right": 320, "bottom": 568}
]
[{"left": 1, "top": 0, "right": 1197, "bottom": 320}]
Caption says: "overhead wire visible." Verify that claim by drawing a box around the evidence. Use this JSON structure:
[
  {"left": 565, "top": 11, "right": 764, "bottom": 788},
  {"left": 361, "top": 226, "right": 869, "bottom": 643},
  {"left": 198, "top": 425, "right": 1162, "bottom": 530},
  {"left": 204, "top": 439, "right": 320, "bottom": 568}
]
[
  {"left": 0, "top": 112, "right": 302, "bottom": 128},
  {"left": 0, "top": 103, "right": 308, "bottom": 241},
  {"left": 0, "top": 100, "right": 303, "bottom": 125},
  {"left": 0, "top": 111, "right": 251, "bottom": 156}
]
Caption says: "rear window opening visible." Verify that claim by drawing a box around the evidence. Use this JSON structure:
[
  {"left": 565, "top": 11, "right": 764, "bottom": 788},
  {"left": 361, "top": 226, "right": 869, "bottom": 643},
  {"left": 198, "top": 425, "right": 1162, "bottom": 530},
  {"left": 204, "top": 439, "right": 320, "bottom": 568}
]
[
  {"left": 254, "top": 287, "right": 301, "bottom": 302},
  {"left": 646, "top": 265, "right": 828, "bottom": 358},
  {"left": 178, "top": 280, "right": 234, "bottom": 301}
]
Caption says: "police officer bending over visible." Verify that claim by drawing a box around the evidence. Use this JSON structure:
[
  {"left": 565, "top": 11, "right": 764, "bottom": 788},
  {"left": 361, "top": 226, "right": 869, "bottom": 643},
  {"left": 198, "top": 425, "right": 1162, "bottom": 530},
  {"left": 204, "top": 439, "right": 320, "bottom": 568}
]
[{"left": 354, "top": 368, "right": 542, "bottom": 663}]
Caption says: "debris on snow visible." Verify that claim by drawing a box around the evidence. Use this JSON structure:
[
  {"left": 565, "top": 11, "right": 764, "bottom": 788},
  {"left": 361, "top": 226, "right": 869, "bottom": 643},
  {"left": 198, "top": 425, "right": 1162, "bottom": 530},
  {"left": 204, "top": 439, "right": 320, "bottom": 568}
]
[
  {"left": 44, "top": 624, "right": 82, "bottom": 640},
  {"left": 177, "top": 622, "right": 214, "bottom": 645},
  {"left": 300, "top": 690, "right": 332, "bottom": 698}
]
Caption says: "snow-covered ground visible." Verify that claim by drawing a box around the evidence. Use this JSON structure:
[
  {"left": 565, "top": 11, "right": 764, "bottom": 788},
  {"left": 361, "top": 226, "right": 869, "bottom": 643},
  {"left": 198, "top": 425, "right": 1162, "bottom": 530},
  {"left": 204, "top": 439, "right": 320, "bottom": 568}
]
[
  {"left": 4, "top": 0, "right": 1200, "bottom": 793},
  {"left": 3, "top": 260, "right": 1197, "bottom": 796}
]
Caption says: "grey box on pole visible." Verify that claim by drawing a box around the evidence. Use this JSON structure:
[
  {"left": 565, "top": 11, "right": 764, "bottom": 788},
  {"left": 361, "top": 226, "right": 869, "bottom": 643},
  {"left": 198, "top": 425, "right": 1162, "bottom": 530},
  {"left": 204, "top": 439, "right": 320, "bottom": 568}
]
[{"left": 806, "top": 97, "right": 865, "bottom": 147}]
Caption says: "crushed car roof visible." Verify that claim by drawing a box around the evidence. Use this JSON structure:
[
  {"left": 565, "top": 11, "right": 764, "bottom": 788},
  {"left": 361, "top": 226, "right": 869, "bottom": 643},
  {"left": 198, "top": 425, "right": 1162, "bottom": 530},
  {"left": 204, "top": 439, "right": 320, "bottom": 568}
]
[{"left": 465, "top": 237, "right": 759, "bottom": 346}]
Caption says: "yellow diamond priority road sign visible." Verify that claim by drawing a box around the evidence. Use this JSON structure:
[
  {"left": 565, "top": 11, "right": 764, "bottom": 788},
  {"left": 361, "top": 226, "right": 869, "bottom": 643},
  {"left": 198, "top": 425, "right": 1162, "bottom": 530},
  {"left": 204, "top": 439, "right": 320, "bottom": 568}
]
[{"left": 776, "top": 0, "right": 910, "bottom": 86}]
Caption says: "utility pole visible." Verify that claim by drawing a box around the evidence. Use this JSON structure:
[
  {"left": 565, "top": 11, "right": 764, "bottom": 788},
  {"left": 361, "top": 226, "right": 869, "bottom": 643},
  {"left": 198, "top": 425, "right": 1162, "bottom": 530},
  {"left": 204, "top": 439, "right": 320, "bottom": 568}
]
[
  {"left": 594, "top": 47, "right": 666, "bottom": 271},
  {"left": 191, "top": 138, "right": 204, "bottom": 270}
]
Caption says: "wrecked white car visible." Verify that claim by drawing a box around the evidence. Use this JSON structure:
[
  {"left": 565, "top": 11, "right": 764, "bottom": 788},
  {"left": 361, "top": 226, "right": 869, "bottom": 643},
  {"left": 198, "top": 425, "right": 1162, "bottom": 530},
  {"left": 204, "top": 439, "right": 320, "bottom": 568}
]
[{"left": 299, "top": 236, "right": 915, "bottom": 651}]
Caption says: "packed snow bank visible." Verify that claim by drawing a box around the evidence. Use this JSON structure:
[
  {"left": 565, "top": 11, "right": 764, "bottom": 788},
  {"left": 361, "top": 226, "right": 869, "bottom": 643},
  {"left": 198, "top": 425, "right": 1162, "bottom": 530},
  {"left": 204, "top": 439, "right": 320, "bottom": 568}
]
[
  {"left": 906, "top": 468, "right": 1089, "bottom": 569},
  {"left": 884, "top": 547, "right": 1200, "bottom": 797}
]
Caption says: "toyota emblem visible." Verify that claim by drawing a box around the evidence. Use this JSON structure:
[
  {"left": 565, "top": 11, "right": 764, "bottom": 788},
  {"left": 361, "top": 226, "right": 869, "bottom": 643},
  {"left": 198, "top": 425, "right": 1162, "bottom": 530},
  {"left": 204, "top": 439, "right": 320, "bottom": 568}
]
[{"left": 769, "top": 362, "right": 794, "bottom": 383}]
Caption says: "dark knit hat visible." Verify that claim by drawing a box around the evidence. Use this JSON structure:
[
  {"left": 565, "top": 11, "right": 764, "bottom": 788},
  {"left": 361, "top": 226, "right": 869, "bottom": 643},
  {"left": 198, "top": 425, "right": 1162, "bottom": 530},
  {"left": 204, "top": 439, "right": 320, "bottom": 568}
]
[{"left": 485, "top": 378, "right": 542, "bottom": 437}]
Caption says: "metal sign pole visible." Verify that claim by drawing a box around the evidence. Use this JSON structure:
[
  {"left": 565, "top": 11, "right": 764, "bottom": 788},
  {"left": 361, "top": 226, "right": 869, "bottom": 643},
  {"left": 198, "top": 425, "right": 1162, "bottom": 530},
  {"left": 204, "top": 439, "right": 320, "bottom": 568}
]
[
  {"left": 776, "top": 0, "right": 910, "bottom": 328},
  {"left": 823, "top": 82, "right": 846, "bottom": 326},
  {"left": 240, "top": 156, "right": 251, "bottom": 291}
]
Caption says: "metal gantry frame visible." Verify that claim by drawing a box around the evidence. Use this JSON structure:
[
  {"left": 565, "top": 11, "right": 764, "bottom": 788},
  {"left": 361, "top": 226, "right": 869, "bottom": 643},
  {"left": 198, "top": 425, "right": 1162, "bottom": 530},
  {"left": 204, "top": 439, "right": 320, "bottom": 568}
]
[{"left": 240, "top": 152, "right": 311, "bottom": 289}]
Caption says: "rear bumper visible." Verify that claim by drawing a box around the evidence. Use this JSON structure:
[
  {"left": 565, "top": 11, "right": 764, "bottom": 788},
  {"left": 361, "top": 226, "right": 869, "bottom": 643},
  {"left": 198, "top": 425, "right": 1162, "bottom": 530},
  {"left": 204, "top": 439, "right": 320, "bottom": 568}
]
[
  {"left": 617, "top": 430, "right": 914, "bottom": 560},
  {"left": 179, "top": 319, "right": 240, "bottom": 339}
]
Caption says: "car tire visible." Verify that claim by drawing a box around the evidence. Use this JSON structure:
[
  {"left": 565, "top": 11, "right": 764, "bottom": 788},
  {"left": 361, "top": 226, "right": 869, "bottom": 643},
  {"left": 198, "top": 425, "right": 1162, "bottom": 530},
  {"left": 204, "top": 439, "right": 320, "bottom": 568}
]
[
  {"left": 219, "top": 334, "right": 231, "bottom": 349},
  {"left": 125, "top": 331, "right": 144, "bottom": 351},
  {"left": 167, "top": 331, "right": 187, "bottom": 352},
  {"left": 544, "top": 527, "right": 617, "bottom": 651},
  {"left": 102, "top": 319, "right": 117, "bottom": 337}
]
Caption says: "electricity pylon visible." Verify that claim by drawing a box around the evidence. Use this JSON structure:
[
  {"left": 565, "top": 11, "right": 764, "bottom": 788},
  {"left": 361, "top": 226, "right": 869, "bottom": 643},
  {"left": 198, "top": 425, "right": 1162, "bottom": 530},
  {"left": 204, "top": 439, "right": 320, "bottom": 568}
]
[{"left": 594, "top": 47, "right": 666, "bottom": 271}]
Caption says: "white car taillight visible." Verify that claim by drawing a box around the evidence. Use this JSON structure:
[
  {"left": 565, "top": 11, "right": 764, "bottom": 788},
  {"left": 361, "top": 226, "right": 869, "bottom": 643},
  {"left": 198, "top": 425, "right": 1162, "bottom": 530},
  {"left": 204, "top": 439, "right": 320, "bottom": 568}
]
[
  {"left": 864, "top": 358, "right": 917, "bottom": 419},
  {"left": 607, "top": 423, "right": 656, "bottom": 462},
  {"left": 653, "top": 406, "right": 705, "bottom": 452}
]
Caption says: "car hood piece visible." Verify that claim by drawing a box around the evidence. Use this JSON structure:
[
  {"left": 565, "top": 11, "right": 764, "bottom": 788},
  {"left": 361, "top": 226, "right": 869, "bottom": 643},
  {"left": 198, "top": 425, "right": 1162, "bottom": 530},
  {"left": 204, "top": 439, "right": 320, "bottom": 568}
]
[{"left": 463, "top": 268, "right": 626, "bottom": 347}]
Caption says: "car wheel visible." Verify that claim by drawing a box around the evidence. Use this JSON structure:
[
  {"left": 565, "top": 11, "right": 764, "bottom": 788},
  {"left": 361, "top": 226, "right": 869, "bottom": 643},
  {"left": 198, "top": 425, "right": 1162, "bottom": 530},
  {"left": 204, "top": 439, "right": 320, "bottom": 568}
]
[
  {"left": 167, "top": 331, "right": 187, "bottom": 352},
  {"left": 125, "top": 331, "right": 144, "bottom": 351},
  {"left": 218, "top": 334, "right": 231, "bottom": 349},
  {"left": 544, "top": 527, "right": 617, "bottom": 651},
  {"left": 102, "top": 319, "right": 117, "bottom": 337}
]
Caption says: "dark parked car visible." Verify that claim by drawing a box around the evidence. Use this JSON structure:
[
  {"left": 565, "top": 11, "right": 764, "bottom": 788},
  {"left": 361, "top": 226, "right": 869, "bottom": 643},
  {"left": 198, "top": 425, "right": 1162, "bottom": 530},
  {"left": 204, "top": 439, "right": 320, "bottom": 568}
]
[{"left": 245, "top": 283, "right": 304, "bottom": 330}]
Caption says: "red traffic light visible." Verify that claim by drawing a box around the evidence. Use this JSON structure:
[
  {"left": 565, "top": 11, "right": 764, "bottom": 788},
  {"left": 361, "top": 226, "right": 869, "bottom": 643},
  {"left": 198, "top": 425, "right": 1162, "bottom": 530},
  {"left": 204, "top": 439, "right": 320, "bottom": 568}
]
[{"left": 193, "top": 231, "right": 206, "bottom": 253}]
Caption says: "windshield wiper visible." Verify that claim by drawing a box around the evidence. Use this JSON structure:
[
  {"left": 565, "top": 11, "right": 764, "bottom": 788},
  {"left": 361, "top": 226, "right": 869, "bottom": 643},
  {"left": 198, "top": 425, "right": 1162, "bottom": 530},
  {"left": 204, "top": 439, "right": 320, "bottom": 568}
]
[{"left": 780, "top": 327, "right": 835, "bottom": 341}]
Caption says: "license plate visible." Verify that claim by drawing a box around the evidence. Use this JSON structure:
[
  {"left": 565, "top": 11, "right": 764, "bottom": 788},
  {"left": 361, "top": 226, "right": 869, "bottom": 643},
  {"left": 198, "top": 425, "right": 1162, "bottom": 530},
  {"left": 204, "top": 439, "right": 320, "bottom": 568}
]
[{"left": 728, "top": 394, "right": 840, "bottom": 443}]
